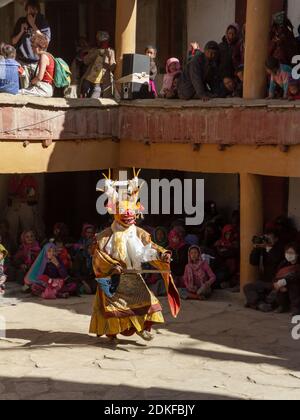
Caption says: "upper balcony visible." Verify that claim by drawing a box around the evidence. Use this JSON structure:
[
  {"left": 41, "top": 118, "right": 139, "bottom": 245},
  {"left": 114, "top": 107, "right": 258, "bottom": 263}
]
[{"left": 1, "top": 94, "right": 299, "bottom": 149}]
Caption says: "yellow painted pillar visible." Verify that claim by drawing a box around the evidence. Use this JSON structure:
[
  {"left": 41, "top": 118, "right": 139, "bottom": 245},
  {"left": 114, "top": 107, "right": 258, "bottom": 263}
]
[
  {"left": 115, "top": 0, "right": 137, "bottom": 80},
  {"left": 243, "top": 0, "right": 272, "bottom": 99},
  {"left": 240, "top": 173, "right": 264, "bottom": 292}
]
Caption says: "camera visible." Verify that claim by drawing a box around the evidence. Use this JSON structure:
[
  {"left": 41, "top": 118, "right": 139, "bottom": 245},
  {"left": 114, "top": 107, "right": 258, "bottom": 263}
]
[{"left": 252, "top": 235, "right": 271, "bottom": 246}]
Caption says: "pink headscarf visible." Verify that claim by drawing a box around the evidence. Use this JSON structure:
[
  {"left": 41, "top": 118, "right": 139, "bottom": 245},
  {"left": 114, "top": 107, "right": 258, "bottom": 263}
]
[
  {"left": 20, "top": 230, "right": 41, "bottom": 267},
  {"left": 161, "top": 58, "right": 181, "bottom": 92},
  {"left": 184, "top": 245, "right": 216, "bottom": 292}
]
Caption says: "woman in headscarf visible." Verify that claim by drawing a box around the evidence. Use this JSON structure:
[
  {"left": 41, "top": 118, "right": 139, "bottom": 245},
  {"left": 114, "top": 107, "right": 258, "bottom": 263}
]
[
  {"left": 219, "top": 23, "right": 240, "bottom": 79},
  {"left": 25, "top": 243, "right": 77, "bottom": 299},
  {"left": 13, "top": 230, "right": 41, "bottom": 285},
  {"left": 181, "top": 245, "right": 216, "bottom": 300},
  {"left": 269, "top": 14, "right": 299, "bottom": 65},
  {"left": 160, "top": 57, "right": 181, "bottom": 98}
]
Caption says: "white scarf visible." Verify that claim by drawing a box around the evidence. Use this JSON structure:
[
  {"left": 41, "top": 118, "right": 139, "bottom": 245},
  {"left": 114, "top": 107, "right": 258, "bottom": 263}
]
[{"left": 105, "top": 222, "right": 158, "bottom": 270}]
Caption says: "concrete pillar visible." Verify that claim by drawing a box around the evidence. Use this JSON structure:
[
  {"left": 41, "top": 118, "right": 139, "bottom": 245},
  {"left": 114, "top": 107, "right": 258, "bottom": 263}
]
[
  {"left": 240, "top": 173, "right": 264, "bottom": 292},
  {"left": 115, "top": 0, "right": 137, "bottom": 80},
  {"left": 243, "top": 0, "right": 272, "bottom": 99}
]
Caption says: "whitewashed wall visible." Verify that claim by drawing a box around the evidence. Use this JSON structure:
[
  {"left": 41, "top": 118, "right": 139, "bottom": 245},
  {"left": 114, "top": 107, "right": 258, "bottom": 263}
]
[{"left": 187, "top": 0, "right": 236, "bottom": 49}]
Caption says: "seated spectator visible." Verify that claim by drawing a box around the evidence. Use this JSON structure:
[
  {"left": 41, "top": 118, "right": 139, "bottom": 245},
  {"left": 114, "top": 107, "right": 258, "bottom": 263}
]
[
  {"left": 21, "top": 33, "right": 54, "bottom": 97},
  {"left": 0, "top": 45, "right": 20, "bottom": 95},
  {"left": 25, "top": 243, "right": 77, "bottom": 299},
  {"left": 74, "top": 224, "right": 96, "bottom": 254},
  {"left": 72, "top": 239, "right": 97, "bottom": 295},
  {"left": 55, "top": 240, "right": 72, "bottom": 271},
  {"left": 160, "top": 57, "right": 181, "bottom": 99},
  {"left": 81, "top": 31, "right": 116, "bottom": 99},
  {"left": 215, "top": 224, "right": 240, "bottom": 288},
  {"left": 13, "top": 230, "right": 41, "bottom": 285},
  {"left": 145, "top": 45, "right": 158, "bottom": 98},
  {"left": 244, "top": 230, "right": 284, "bottom": 312},
  {"left": 178, "top": 41, "right": 221, "bottom": 101},
  {"left": 273, "top": 243, "right": 300, "bottom": 315},
  {"left": 153, "top": 226, "right": 168, "bottom": 248},
  {"left": 222, "top": 76, "right": 242, "bottom": 98},
  {"left": 11, "top": 0, "right": 51, "bottom": 89},
  {"left": 181, "top": 245, "right": 216, "bottom": 300},
  {"left": 168, "top": 228, "right": 189, "bottom": 288},
  {"left": 0, "top": 221, "right": 14, "bottom": 262},
  {"left": 0, "top": 245, "right": 8, "bottom": 296},
  {"left": 187, "top": 41, "right": 202, "bottom": 63},
  {"left": 266, "top": 57, "right": 291, "bottom": 99},
  {"left": 288, "top": 79, "right": 300, "bottom": 101},
  {"left": 219, "top": 23, "right": 240, "bottom": 79}
]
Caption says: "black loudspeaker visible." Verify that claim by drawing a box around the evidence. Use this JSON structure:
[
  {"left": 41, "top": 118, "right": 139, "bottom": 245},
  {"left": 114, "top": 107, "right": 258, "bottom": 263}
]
[{"left": 121, "top": 54, "right": 151, "bottom": 100}]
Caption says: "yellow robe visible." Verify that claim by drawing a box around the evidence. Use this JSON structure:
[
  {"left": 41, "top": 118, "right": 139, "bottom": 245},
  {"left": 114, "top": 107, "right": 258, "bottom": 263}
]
[{"left": 89, "top": 226, "right": 178, "bottom": 337}]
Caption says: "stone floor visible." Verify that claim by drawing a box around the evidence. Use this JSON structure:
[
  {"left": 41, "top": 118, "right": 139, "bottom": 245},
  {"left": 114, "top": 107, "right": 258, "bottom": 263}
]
[{"left": 0, "top": 288, "right": 300, "bottom": 400}]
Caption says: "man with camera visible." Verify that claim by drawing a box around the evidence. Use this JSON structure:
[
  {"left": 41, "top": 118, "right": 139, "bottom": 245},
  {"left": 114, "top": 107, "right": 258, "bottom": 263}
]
[
  {"left": 11, "top": 0, "right": 51, "bottom": 89},
  {"left": 244, "top": 230, "right": 285, "bottom": 312}
]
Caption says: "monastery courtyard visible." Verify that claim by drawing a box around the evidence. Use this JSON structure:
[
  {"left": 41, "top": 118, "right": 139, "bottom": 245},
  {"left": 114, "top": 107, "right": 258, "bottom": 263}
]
[{"left": 0, "top": 286, "right": 299, "bottom": 401}]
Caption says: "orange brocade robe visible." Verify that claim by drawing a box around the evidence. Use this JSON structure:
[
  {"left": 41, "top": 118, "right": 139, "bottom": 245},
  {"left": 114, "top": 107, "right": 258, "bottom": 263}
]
[{"left": 89, "top": 226, "right": 180, "bottom": 337}]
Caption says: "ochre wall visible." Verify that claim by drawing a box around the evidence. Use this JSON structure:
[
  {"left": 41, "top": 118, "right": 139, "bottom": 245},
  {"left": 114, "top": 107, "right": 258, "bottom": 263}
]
[
  {"left": 0, "top": 140, "right": 119, "bottom": 174},
  {"left": 2, "top": 139, "right": 300, "bottom": 177},
  {"left": 119, "top": 141, "right": 300, "bottom": 178}
]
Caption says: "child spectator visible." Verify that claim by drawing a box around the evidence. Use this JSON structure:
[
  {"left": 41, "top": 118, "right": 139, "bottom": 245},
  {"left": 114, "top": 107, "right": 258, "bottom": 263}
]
[
  {"left": 0, "top": 45, "right": 20, "bottom": 95},
  {"left": 81, "top": 31, "right": 116, "bottom": 99},
  {"left": 178, "top": 41, "right": 221, "bottom": 101},
  {"left": 266, "top": 57, "right": 291, "bottom": 99},
  {"left": 288, "top": 79, "right": 300, "bottom": 101},
  {"left": 188, "top": 41, "right": 202, "bottom": 63},
  {"left": 181, "top": 245, "right": 216, "bottom": 300},
  {"left": 13, "top": 230, "right": 40, "bottom": 285},
  {"left": 222, "top": 76, "right": 242, "bottom": 98},
  {"left": 25, "top": 243, "right": 77, "bottom": 299},
  {"left": 21, "top": 33, "right": 54, "bottom": 97},
  {"left": 145, "top": 45, "right": 158, "bottom": 98},
  {"left": 0, "top": 245, "right": 8, "bottom": 296},
  {"left": 160, "top": 57, "right": 181, "bottom": 98},
  {"left": 219, "top": 23, "right": 240, "bottom": 79}
]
